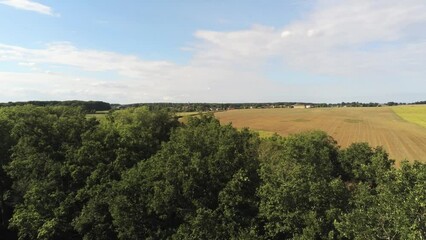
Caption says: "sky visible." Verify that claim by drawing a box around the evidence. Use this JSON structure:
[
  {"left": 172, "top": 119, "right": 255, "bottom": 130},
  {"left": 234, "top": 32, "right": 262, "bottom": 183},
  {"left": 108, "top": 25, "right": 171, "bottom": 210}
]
[{"left": 0, "top": 0, "right": 425, "bottom": 104}]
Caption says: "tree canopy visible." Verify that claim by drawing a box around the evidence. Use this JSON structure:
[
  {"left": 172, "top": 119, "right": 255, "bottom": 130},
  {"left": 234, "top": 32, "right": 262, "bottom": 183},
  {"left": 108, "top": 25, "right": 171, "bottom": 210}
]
[{"left": 0, "top": 105, "right": 424, "bottom": 239}]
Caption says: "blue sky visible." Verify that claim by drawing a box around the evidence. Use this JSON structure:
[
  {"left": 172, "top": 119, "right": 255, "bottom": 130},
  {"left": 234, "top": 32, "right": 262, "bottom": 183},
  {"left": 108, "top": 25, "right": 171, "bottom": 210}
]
[{"left": 0, "top": 0, "right": 425, "bottom": 103}]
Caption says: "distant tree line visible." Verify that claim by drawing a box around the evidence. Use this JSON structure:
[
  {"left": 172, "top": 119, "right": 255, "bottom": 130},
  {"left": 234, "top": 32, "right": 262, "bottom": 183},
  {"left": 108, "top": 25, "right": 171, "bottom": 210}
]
[
  {"left": 117, "top": 100, "right": 425, "bottom": 112},
  {"left": 0, "top": 105, "right": 425, "bottom": 239},
  {"left": 0, "top": 101, "right": 111, "bottom": 112},
  {"left": 1, "top": 99, "right": 424, "bottom": 114},
  {"left": 119, "top": 102, "right": 332, "bottom": 112},
  {"left": 413, "top": 100, "right": 426, "bottom": 105},
  {"left": 118, "top": 102, "right": 294, "bottom": 112}
]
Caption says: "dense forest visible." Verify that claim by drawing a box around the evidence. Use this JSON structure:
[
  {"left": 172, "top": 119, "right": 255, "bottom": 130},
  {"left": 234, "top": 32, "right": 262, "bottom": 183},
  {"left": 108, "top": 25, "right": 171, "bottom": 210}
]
[
  {"left": 0, "top": 101, "right": 111, "bottom": 112},
  {"left": 0, "top": 105, "right": 424, "bottom": 239}
]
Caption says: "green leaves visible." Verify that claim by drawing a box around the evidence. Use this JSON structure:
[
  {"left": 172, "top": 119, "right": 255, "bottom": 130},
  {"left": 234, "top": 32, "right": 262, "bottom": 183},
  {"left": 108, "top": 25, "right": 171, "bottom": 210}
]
[
  {"left": 0, "top": 106, "right": 425, "bottom": 240},
  {"left": 258, "top": 131, "right": 349, "bottom": 239},
  {"left": 339, "top": 143, "right": 394, "bottom": 183},
  {"left": 72, "top": 107, "right": 178, "bottom": 239},
  {"left": 111, "top": 115, "right": 260, "bottom": 239},
  {"left": 3, "top": 106, "right": 90, "bottom": 240},
  {"left": 335, "top": 161, "right": 426, "bottom": 239},
  {"left": 1, "top": 106, "right": 178, "bottom": 239}
]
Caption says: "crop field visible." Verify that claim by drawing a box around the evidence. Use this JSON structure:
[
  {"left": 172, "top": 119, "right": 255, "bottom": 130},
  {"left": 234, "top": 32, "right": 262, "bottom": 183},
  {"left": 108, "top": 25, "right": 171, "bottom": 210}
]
[
  {"left": 215, "top": 106, "right": 426, "bottom": 165},
  {"left": 392, "top": 105, "right": 426, "bottom": 128}
]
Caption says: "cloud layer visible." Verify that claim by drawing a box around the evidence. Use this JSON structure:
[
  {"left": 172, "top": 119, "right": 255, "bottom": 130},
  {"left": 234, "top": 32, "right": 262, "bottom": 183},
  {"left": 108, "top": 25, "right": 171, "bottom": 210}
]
[
  {"left": 0, "top": 42, "right": 283, "bottom": 103},
  {"left": 0, "top": 0, "right": 56, "bottom": 16},
  {"left": 0, "top": 0, "right": 425, "bottom": 103},
  {"left": 194, "top": 0, "right": 426, "bottom": 78}
]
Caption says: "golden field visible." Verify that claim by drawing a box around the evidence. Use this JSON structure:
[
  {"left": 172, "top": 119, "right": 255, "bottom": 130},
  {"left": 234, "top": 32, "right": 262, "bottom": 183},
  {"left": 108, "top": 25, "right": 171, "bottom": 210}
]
[{"left": 215, "top": 106, "right": 426, "bottom": 165}]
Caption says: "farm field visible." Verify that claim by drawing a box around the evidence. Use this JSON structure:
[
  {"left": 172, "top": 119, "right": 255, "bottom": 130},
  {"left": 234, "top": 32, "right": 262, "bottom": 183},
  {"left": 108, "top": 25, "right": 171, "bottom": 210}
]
[
  {"left": 392, "top": 105, "right": 426, "bottom": 128},
  {"left": 86, "top": 111, "right": 108, "bottom": 120},
  {"left": 215, "top": 107, "right": 426, "bottom": 165}
]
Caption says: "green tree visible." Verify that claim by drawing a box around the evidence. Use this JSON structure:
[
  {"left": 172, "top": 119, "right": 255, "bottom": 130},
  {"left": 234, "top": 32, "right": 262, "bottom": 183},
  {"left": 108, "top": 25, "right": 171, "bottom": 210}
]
[
  {"left": 0, "top": 108, "right": 18, "bottom": 238},
  {"left": 3, "top": 106, "right": 177, "bottom": 240},
  {"left": 335, "top": 161, "right": 426, "bottom": 239},
  {"left": 111, "top": 115, "right": 261, "bottom": 239},
  {"left": 4, "top": 106, "right": 94, "bottom": 240},
  {"left": 73, "top": 107, "right": 179, "bottom": 239},
  {"left": 258, "top": 131, "right": 349, "bottom": 239},
  {"left": 338, "top": 143, "right": 394, "bottom": 183},
  {"left": 1, "top": 104, "right": 424, "bottom": 240}
]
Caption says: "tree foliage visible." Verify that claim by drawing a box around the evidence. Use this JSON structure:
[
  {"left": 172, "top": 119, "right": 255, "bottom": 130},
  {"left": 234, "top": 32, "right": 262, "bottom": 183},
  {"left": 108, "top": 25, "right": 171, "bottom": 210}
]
[
  {"left": 0, "top": 101, "right": 111, "bottom": 112},
  {"left": 111, "top": 115, "right": 260, "bottom": 239},
  {"left": 335, "top": 161, "right": 426, "bottom": 239},
  {"left": 0, "top": 105, "right": 424, "bottom": 239},
  {"left": 258, "top": 131, "right": 349, "bottom": 239}
]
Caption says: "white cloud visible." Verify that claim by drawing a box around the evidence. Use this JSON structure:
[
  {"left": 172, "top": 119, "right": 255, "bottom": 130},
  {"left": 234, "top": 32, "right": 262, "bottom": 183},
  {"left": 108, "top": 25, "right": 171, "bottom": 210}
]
[
  {"left": 0, "top": 0, "right": 57, "bottom": 16},
  {"left": 0, "top": 42, "right": 176, "bottom": 79},
  {"left": 0, "top": 42, "right": 285, "bottom": 103},
  {"left": 306, "top": 29, "right": 317, "bottom": 37},
  {"left": 287, "top": 0, "right": 426, "bottom": 77},
  {"left": 191, "top": 0, "right": 426, "bottom": 78},
  {"left": 18, "top": 62, "right": 35, "bottom": 66},
  {"left": 281, "top": 31, "right": 292, "bottom": 38}
]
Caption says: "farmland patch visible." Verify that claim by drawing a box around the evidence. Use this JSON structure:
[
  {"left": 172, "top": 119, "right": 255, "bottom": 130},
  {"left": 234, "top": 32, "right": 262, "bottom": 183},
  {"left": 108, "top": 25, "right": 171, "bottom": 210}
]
[
  {"left": 215, "top": 107, "right": 426, "bottom": 165},
  {"left": 392, "top": 105, "right": 426, "bottom": 128}
]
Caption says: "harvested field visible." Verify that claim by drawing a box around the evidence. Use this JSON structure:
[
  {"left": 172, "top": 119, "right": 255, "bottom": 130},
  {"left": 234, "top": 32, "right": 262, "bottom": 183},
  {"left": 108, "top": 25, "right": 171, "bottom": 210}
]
[{"left": 215, "top": 107, "right": 426, "bottom": 165}]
